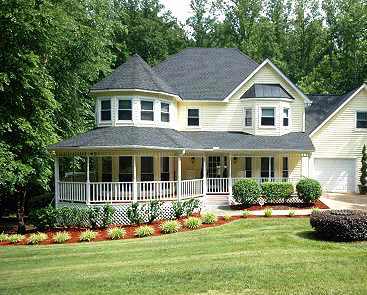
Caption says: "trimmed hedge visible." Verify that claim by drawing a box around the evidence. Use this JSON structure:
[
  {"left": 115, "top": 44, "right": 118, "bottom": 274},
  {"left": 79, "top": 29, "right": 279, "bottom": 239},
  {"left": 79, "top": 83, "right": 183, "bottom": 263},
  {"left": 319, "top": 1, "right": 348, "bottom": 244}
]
[
  {"left": 261, "top": 182, "right": 294, "bottom": 202},
  {"left": 310, "top": 210, "right": 367, "bottom": 241},
  {"left": 296, "top": 178, "right": 322, "bottom": 203},
  {"left": 232, "top": 179, "right": 261, "bottom": 206}
]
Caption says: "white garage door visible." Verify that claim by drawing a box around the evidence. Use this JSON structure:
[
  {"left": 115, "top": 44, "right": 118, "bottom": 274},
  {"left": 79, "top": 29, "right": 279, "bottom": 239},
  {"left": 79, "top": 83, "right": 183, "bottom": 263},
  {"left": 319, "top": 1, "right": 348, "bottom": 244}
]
[{"left": 314, "top": 158, "right": 356, "bottom": 192}]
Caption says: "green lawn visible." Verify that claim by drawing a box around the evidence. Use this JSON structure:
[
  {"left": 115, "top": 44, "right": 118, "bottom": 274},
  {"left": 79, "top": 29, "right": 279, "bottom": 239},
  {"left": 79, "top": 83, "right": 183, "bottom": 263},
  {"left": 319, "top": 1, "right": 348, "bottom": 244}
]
[{"left": 1, "top": 219, "right": 366, "bottom": 295}]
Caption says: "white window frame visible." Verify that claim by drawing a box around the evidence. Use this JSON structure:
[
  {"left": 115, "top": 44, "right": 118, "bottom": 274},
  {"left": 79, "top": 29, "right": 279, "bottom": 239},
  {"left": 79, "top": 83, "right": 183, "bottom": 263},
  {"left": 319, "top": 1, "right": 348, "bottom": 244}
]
[
  {"left": 140, "top": 99, "right": 155, "bottom": 122},
  {"left": 355, "top": 110, "right": 367, "bottom": 131},
  {"left": 283, "top": 107, "right": 290, "bottom": 128},
  {"left": 243, "top": 107, "right": 253, "bottom": 128},
  {"left": 160, "top": 101, "right": 170, "bottom": 123},
  {"left": 99, "top": 98, "right": 112, "bottom": 123},
  {"left": 187, "top": 108, "right": 200, "bottom": 128},
  {"left": 259, "top": 107, "right": 276, "bottom": 128},
  {"left": 117, "top": 97, "right": 133, "bottom": 122}
]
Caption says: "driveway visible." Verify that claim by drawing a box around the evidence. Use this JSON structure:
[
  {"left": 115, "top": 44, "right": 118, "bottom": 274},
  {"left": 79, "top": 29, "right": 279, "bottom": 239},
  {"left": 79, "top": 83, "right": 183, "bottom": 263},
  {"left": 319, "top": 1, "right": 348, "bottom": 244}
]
[{"left": 320, "top": 193, "right": 367, "bottom": 210}]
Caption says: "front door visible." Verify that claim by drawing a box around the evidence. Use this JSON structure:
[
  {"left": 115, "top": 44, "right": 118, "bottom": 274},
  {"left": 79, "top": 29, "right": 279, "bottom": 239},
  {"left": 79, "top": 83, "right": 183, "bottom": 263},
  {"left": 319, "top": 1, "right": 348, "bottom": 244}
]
[{"left": 208, "top": 156, "right": 228, "bottom": 193}]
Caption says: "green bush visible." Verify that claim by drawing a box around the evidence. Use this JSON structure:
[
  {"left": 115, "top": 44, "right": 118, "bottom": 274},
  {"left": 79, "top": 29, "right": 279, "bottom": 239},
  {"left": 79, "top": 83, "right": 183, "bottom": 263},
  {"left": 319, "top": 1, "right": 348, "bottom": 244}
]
[
  {"left": 135, "top": 225, "right": 155, "bottom": 238},
  {"left": 0, "top": 232, "right": 9, "bottom": 242},
  {"left": 107, "top": 227, "right": 125, "bottom": 240},
  {"left": 202, "top": 212, "right": 218, "bottom": 224},
  {"left": 27, "top": 232, "right": 48, "bottom": 245},
  {"left": 87, "top": 207, "right": 100, "bottom": 229},
  {"left": 159, "top": 220, "right": 181, "bottom": 234},
  {"left": 296, "top": 178, "right": 322, "bottom": 203},
  {"left": 127, "top": 202, "right": 144, "bottom": 225},
  {"left": 29, "top": 205, "right": 58, "bottom": 230},
  {"left": 232, "top": 179, "right": 261, "bottom": 206},
  {"left": 184, "top": 198, "right": 201, "bottom": 216},
  {"left": 242, "top": 210, "right": 251, "bottom": 217},
  {"left": 223, "top": 214, "right": 232, "bottom": 221},
  {"left": 101, "top": 204, "right": 116, "bottom": 228},
  {"left": 144, "top": 200, "right": 162, "bottom": 223},
  {"left": 53, "top": 231, "right": 71, "bottom": 244},
  {"left": 172, "top": 201, "right": 186, "bottom": 219},
  {"left": 8, "top": 234, "right": 25, "bottom": 244},
  {"left": 184, "top": 217, "right": 202, "bottom": 230},
  {"left": 79, "top": 230, "right": 97, "bottom": 242},
  {"left": 264, "top": 208, "right": 273, "bottom": 217},
  {"left": 288, "top": 210, "right": 296, "bottom": 217},
  {"left": 261, "top": 182, "right": 294, "bottom": 201}
]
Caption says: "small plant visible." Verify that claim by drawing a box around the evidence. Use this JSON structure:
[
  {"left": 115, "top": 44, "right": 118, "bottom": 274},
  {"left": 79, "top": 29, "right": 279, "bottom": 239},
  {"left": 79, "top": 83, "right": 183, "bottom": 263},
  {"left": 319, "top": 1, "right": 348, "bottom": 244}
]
[
  {"left": 288, "top": 210, "right": 296, "bottom": 217},
  {"left": 184, "top": 198, "right": 201, "bottom": 216},
  {"left": 127, "top": 202, "right": 144, "bottom": 225},
  {"left": 107, "top": 227, "right": 125, "bottom": 240},
  {"left": 160, "top": 220, "right": 181, "bottom": 234},
  {"left": 0, "top": 232, "right": 9, "bottom": 242},
  {"left": 242, "top": 210, "right": 251, "bottom": 218},
  {"left": 101, "top": 204, "right": 116, "bottom": 228},
  {"left": 27, "top": 232, "right": 48, "bottom": 245},
  {"left": 144, "top": 200, "right": 162, "bottom": 223},
  {"left": 172, "top": 201, "right": 186, "bottom": 219},
  {"left": 223, "top": 214, "right": 232, "bottom": 221},
  {"left": 79, "top": 230, "right": 97, "bottom": 242},
  {"left": 53, "top": 231, "right": 71, "bottom": 244},
  {"left": 135, "top": 225, "right": 155, "bottom": 238},
  {"left": 7, "top": 234, "right": 25, "bottom": 244},
  {"left": 202, "top": 212, "right": 218, "bottom": 224},
  {"left": 312, "top": 207, "right": 321, "bottom": 213},
  {"left": 264, "top": 208, "right": 273, "bottom": 217},
  {"left": 184, "top": 217, "right": 202, "bottom": 230}
]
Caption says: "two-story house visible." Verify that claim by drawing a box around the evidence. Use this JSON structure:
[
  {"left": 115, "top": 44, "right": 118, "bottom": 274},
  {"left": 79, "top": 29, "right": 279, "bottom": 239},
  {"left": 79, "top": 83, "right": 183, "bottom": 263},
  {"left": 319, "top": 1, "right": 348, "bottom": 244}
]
[{"left": 50, "top": 48, "right": 367, "bottom": 219}]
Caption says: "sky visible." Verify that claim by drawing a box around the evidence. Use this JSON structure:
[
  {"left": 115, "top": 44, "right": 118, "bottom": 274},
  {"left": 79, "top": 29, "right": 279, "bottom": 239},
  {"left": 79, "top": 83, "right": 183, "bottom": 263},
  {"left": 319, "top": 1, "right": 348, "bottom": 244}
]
[{"left": 160, "top": 0, "right": 193, "bottom": 23}]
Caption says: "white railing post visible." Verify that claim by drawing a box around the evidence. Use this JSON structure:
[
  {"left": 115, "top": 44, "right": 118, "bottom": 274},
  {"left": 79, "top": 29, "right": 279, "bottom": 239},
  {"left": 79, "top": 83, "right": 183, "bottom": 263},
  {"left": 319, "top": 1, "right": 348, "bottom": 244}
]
[
  {"left": 86, "top": 156, "right": 90, "bottom": 205},
  {"left": 202, "top": 156, "right": 207, "bottom": 197},
  {"left": 177, "top": 156, "right": 182, "bottom": 201},
  {"left": 228, "top": 155, "right": 232, "bottom": 199},
  {"left": 54, "top": 157, "right": 60, "bottom": 206},
  {"left": 133, "top": 155, "right": 137, "bottom": 202},
  {"left": 268, "top": 156, "right": 272, "bottom": 181}
]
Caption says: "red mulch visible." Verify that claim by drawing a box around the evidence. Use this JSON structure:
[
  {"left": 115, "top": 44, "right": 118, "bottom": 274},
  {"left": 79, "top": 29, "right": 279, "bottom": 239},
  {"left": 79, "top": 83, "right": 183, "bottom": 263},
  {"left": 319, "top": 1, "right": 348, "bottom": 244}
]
[
  {"left": 0, "top": 214, "right": 309, "bottom": 247},
  {"left": 230, "top": 199, "right": 329, "bottom": 211}
]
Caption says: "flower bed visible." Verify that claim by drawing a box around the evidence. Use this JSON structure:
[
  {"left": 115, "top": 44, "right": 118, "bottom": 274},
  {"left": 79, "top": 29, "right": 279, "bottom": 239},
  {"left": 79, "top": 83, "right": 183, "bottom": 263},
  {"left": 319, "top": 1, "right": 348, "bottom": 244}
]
[{"left": 230, "top": 199, "right": 329, "bottom": 211}]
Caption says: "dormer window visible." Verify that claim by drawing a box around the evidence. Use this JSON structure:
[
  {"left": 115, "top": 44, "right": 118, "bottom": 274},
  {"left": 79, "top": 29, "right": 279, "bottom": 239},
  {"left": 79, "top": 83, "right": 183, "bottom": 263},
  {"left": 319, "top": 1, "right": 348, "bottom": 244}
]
[
  {"left": 100, "top": 99, "right": 111, "bottom": 121},
  {"left": 118, "top": 99, "right": 132, "bottom": 121},
  {"left": 261, "top": 107, "right": 275, "bottom": 126},
  {"left": 283, "top": 108, "right": 289, "bottom": 127},
  {"left": 161, "top": 102, "right": 170, "bottom": 122},
  {"left": 141, "top": 100, "right": 154, "bottom": 121},
  {"left": 356, "top": 111, "right": 367, "bottom": 129}
]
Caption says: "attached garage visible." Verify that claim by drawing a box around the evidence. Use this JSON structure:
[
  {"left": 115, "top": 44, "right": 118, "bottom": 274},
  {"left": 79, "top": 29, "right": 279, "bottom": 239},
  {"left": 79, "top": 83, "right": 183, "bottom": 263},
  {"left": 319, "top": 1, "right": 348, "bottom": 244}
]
[{"left": 313, "top": 158, "right": 356, "bottom": 193}]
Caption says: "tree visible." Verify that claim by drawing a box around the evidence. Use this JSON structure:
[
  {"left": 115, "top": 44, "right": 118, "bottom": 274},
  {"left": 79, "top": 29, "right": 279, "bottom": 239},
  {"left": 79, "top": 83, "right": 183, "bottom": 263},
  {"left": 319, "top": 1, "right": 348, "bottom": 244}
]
[{"left": 360, "top": 145, "right": 367, "bottom": 193}]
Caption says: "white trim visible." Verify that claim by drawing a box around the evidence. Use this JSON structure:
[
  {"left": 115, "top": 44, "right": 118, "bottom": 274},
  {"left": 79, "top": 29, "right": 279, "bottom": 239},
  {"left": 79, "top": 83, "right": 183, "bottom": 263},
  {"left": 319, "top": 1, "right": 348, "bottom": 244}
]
[
  {"left": 224, "top": 59, "right": 311, "bottom": 104},
  {"left": 310, "top": 84, "right": 366, "bottom": 137}
]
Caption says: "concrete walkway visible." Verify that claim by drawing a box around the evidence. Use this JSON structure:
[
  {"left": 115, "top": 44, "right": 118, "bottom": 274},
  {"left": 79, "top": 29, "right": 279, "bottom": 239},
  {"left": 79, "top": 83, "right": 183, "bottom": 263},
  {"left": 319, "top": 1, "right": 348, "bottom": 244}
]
[{"left": 320, "top": 193, "right": 367, "bottom": 210}]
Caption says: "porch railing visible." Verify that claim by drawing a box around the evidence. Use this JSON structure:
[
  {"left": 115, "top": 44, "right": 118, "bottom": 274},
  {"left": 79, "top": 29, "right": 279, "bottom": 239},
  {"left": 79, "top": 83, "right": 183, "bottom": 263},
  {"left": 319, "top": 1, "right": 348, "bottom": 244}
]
[
  {"left": 59, "top": 182, "right": 86, "bottom": 202},
  {"left": 137, "top": 180, "right": 178, "bottom": 201},
  {"left": 181, "top": 179, "right": 204, "bottom": 199},
  {"left": 90, "top": 182, "right": 133, "bottom": 203}
]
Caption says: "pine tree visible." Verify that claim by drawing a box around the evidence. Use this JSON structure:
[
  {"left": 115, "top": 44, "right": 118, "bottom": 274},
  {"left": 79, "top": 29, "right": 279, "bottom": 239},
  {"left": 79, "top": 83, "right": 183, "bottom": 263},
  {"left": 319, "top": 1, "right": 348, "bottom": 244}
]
[{"left": 360, "top": 145, "right": 367, "bottom": 191}]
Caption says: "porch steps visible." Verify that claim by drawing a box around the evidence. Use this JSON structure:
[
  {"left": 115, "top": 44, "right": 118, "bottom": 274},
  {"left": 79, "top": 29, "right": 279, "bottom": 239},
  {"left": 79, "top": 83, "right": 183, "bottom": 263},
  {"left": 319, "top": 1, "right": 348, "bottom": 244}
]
[{"left": 206, "top": 194, "right": 229, "bottom": 206}]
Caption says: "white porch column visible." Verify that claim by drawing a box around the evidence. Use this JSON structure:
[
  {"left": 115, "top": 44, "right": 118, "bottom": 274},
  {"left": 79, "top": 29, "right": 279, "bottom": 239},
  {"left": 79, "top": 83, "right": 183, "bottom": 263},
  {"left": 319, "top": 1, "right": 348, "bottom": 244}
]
[
  {"left": 177, "top": 156, "right": 182, "bottom": 201},
  {"left": 154, "top": 155, "right": 160, "bottom": 181},
  {"left": 133, "top": 155, "right": 138, "bottom": 202},
  {"left": 54, "top": 157, "right": 60, "bottom": 206},
  {"left": 202, "top": 156, "right": 207, "bottom": 196},
  {"left": 268, "top": 156, "right": 272, "bottom": 181},
  {"left": 169, "top": 157, "right": 174, "bottom": 180},
  {"left": 86, "top": 156, "right": 90, "bottom": 205},
  {"left": 228, "top": 155, "right": 232, "bottom": 198}
]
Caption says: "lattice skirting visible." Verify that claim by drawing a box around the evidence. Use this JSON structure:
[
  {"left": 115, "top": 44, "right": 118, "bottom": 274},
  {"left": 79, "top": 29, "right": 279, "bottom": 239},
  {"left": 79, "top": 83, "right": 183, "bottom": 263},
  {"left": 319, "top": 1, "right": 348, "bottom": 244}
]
[{"left": 57, "top": 198, "right": 204, "bottom": 225}]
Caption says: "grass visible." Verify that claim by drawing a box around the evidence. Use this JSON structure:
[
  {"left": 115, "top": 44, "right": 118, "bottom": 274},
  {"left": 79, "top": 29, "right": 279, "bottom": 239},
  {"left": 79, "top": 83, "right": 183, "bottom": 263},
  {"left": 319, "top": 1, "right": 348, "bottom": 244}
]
[{"left": 0, "top": 218, "right": 366, "bottom": 294}]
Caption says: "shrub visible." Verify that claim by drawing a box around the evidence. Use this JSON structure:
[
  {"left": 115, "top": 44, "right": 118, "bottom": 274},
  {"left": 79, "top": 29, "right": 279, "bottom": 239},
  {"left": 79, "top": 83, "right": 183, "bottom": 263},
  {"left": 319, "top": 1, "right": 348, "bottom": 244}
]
[
  {"left": 135, "top": 225, "right": 155, "bottom": 238},
  {"left": 107, "top": 227, "right": 125, "bottom": 240},
  {"left": 264, "top": 208, "right": 273, "bottom": 217},
  {"left": 27, "top": 232, "right": 48, "bottom": 245},
  {"left": 232, "top": 179, "right": 261, "bottom": 206},
  {"left": 172, "top": 201, "right": 186, "bottom": 219},
  {"left": 202, "top": 212, "right": 218, "bottom": 224},
  {"left": 312, "top": 207, "right": 321, "bottom": 213},
  {"left": 296, "top": 178, "right": 322, "bottom": 203},
  {"left": 223, "top": 214, "right": 232, "bottom": 221},
  {"left": 184, "top": 198, "right": 201, "bottom": 216},
  {"left": 242, "top": 210, "right": 251, "bottom": 218},
  {"left": 184, "top": 217, "right": 202, "bottom": 230},
  {"left": 8, "top": 234, "right": 25, "bottom": 244},
  {"left": 127, "top": 202, "right": 144, "bottom": 225},
  {"left": 53, "top": 231, "right": 71, "bottom": 244},
  {"left": 87, "top": 207, "right": 100, "bottom": 229},
  {"left": 29, "top": 205, "right": 58, "bottom": 230},
  {"left": 310, "top": 210, "right": 367, "bottom": 241},
  {"left": 79, "top": 230, "right": 97, "bottom": 242},
  {"left": 101, "top": 204, "right": 116, "bottom": 228},
  {"left": 57, "top": 207, "right": 89, "bottom": 228},
  {"left": 144, "top": 200, "right": 162, "bottom": 223},
  {"left": 288, "top": 210, "right": 296, "bottom": 217},
  {"left": 0, "top": 232, "right": 9, "bottom": 242},
  {"left": 160, "top": 220, "right": 181, "bottom": 234},
  {"left": 261, "top": 182, "right": 294, "bottom": 202}
]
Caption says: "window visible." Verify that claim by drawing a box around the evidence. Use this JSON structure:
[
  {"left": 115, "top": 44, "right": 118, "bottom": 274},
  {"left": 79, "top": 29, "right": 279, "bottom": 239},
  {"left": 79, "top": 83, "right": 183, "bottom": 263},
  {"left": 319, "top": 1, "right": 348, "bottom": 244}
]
[
  {"left": 141, "top": 101, "right": 154, "bottom": 121},
  {"left": 187, "top": 108, "right": 199, "bottom": 126},
  {"left": 101, "top": 157, "right": 112, "bottom": 182},
  {"left": 119, "top": 157, "right": 132, "bottom": 182},
  {"left": 118, "top": 99, "right": 132, "bottom": 121},
  {"left": 160, "top": 157, "right": 170, "bottom": 181},
  {"left": 261, "top": 108, "right": 275, "bottom": 126},
  {"left": 261, "top": 157, "right": 274, "bottom": 179},
  {"left": 161, "top": 102, "right": 170, "bottom": 122},
  {"left": 282, "top": 157, "right": 289, "bottom": 178},
  {"left": 100, "top": 100, "right": 111, "bottom": 121},
  {"left": 244, "top": 108, "right": 252, "bottom": 127},
  {"left": 141, "top": 156, "right": 154, "bottom": 181},
  {"left": 356, "top": 111, "right": 367, "bottom": 129},
  {"left": 283, "top": 108, "right": 289, "bottom": 127},
  {"left": 244, "top": 157, "right": 252, "bottom": 177}
]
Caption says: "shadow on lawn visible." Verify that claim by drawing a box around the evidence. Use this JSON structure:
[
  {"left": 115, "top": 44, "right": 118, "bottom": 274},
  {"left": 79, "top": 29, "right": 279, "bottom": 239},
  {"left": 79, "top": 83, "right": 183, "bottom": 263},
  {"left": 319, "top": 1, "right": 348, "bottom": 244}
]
[{"left": 296, "top": 230, "right": 322, "bottom": 241}]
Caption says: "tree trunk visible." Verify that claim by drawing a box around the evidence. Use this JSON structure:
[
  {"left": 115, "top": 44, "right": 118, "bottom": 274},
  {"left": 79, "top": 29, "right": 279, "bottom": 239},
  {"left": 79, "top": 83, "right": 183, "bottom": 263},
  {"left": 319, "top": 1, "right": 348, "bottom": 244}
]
[{"left": 17, "top": 190, "right": 26, "bottom": 234}]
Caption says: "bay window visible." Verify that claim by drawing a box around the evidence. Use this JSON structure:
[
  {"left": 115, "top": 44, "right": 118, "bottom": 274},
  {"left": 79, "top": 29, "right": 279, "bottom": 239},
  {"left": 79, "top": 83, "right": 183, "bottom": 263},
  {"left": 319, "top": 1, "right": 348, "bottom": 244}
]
[
  {"left": 261, "top": 108, "right": 275, "bottom": 126},
  {"left": 118, "top": 99, "right": 132, "bottom": 121},
  {"left": 283, "top": 108, "right": 289, "bottom": 127},
  {"left": 161, "top": 102, "right": 170, "bottom": 122},
  {"left": 100, "top": 99, "right": 111, "bottom": 121},
  {"left": 141, "top": 101, "right": 154, "bottom": 121},
  {"left": 244, "top": 108, "right": 252, "bottom": 127}
]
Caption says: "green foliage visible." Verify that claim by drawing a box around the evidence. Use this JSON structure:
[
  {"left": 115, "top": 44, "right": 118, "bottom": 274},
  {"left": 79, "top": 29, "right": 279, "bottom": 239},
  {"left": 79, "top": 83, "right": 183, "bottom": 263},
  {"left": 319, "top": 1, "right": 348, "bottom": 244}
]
[
  {"left": 53, "top": 231, "right": 71, "bottom": 244},
  {"left": 7, "top": 234, "right": 25, "bottom": 244},
  {"left": 242, "top": 210, "right": 251, "bottom": 218},
  {"left": 159, "top": 220, "right": 181, "bottom": 234},
  {"left": 264, "top": 208, "right": 273, "bottom": 217},
  {"left": 87, "top": 207, "right": 101, "bottom": 229},
  {"left": 232, "top": 179, "right": 261, "bottom": 206},
  {"left": 184, "top": 198, "right": 201, "bottom": 216},
  {"left": 296, "top": 178, "right": 322, "bottom": 203},
  {"left": 312, "top": 207, "right": 321, "bottom": 213},
  {"left": 135, "top": 225, "right": 155, "bottom": 238},
  {"left": 184, "top": 217, "right": 202, "bottom": 230},
  {"left": 201, "top": 212, "right": 218, "bottom": 224},
  {"left": 79, "top": 230, "right": 97, "bottom": 242},
  {"left": 261, "top": 182, "right": 294, "bottom": 201},
  {"left": 107, "top": 227, "right": 125, "bottom": 240},
  {"left": 360, "top": 145, "right": 367, "bottom": 187},
  {"left": 144, "top": 200, "right": 162, "bottom": 223},
  {"left": 0, "top": 232, "right": 9, "bottom": 242},
  {"left": 101, "top": 204, "right": 116, "bottom": 228},
  {"left": 172, "top": 201, "right": 186, "bottom": 219},
  {"left": 127, "top": 202, "right": 144, "bottom": 225},
  {"left": 27, "top": 232, "right": 48, "bottom": 245},
  {"left": 223, "top": 214, "right": 232, "bottom": 222},
  {"left": 288, "top": 210, "right": 296, "bottom": 217},
  {"left": 29, "top": 205, "right": 58, "bottom": 230}
]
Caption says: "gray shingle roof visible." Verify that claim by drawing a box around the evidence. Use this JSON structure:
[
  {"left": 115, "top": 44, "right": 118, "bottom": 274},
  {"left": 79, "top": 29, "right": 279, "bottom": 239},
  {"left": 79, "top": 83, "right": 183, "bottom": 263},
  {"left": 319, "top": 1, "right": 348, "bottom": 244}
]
[
  {"left": 306, "top": 88, "right": 359, "bottom": 134},
  {"left": 91, "top": 54, "right": 177, "bottom": 95},
  {"left": 153, "top": 48, "right": 259, "bottom": 100},
  {"left": 241, "top": 84, "right": 293, "bottom": 99},
  {"left": 50, "top": 126, "right": 314, "bottom": 152}
]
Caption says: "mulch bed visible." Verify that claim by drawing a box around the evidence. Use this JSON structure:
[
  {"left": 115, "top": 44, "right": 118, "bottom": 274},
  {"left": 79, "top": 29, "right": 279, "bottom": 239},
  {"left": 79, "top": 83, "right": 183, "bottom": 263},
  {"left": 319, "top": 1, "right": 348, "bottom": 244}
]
[{"left": 230, "top": 199, "right": 329, "bottom": 211}]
